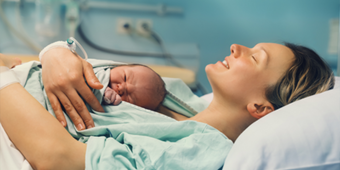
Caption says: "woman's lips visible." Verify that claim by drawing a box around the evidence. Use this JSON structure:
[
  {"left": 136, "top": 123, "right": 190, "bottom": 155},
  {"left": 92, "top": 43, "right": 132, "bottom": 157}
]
[{"left": 222, "top": 60, "right": 229, "bottom": 69}]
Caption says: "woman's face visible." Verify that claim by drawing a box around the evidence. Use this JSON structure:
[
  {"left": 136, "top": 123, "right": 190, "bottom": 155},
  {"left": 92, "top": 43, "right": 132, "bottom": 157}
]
[{"left": 205, "top": 43, "right": 295, "bottom": 106}]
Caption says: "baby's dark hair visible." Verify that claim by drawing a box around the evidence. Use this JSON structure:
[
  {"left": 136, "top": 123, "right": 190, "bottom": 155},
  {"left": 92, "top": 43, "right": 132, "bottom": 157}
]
[
  {"left": 151, "top": 69, "right": 167, "bottom": 110},
  {"left": 265, "top": 43, "right": 334, "bottom": 110},
  {"left": 123, "top": 64, "right": 167, "bottom": 110}
]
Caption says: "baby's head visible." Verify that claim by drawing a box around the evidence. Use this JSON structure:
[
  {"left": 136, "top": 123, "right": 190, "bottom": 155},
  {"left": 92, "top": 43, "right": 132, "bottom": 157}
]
[{"left": 109, "top": 64, "right": 166, "bottom": 110}]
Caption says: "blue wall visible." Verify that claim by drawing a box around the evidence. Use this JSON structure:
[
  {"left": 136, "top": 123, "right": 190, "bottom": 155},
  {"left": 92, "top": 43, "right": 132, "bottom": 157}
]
[{"left": 0, "top": 0, "right": 339, "bottom": 95}]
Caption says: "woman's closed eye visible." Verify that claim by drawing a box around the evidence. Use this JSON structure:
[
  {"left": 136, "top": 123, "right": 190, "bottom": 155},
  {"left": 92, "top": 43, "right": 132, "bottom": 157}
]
[{"left": 252, "top": 55, "right": 257, "bottom": 62}]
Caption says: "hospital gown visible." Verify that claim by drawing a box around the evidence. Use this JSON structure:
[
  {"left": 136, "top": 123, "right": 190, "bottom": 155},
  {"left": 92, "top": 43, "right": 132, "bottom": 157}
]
[{"left": 13, "top": 59, "right": 233, "bottom": 170}]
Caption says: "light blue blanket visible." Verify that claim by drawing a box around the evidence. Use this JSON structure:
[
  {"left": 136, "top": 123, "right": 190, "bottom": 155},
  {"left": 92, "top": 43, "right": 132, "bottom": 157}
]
[{"left": 13, "top": 59, "right": 233, "bottom": 170}]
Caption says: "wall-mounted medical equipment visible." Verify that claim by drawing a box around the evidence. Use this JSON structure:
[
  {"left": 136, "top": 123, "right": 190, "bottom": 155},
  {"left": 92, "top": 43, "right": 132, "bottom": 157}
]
[
  {"left": 0, "top": 0, "right": 42, "bottom": 52},
  {"left": 35, "top": 0, "right": 79, "bottom": 38},
  {"left": 1, "top": 0, "right": 184, "bottom": 47},
  {"left": 0, "top": 0, "right": 205, "bottom": 93},
  {"left": 35, "top": 0, "right": 61, "bottom": 37},
  {"left": 80, "top": 1, "right": 183, "bottom": 16}
]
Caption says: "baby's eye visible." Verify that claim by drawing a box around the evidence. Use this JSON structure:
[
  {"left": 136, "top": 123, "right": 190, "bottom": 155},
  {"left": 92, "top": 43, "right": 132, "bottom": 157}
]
[{"left": 124, "top": 75, "right": 127, "bottom": 82}]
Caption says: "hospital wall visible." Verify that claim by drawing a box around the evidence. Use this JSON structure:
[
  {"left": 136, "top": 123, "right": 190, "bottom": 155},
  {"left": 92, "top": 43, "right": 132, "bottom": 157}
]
[{"left": 0, "top": 0, "right": 339, "bottom": 95}]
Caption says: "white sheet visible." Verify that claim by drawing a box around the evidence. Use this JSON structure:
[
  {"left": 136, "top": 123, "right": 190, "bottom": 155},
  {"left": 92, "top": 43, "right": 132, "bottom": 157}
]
[{"left": 0, "top": 123, "right": 33, "bottom": 170}]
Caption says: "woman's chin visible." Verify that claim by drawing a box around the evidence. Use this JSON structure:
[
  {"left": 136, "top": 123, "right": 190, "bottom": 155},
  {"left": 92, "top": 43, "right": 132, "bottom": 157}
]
[
  {"left": 205, "top": 64, "right": 218, "bottom": 79},
  {"left": 205, "top": 64, "right": 214, "bottom": 73}
]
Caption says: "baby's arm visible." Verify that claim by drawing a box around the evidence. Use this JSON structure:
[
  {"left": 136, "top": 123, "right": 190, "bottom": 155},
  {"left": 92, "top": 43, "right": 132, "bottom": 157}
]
[{"left": 103, "top": 87, "right": 122, "bottom": 105}]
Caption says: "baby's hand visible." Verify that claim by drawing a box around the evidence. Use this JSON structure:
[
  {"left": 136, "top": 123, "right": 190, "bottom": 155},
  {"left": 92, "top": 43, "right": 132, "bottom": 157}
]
[{"left": 103, "top": 87, "right": 122, "bottom": 105}]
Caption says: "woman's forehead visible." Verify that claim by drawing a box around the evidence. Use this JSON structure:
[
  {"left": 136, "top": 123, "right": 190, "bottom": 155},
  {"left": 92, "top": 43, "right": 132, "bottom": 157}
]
[
  {"left": 258, "top": 43, "right": 293, "bottom": 56},
  {"left": 258, "top": 43, "right": 295, "bottom": 85},
  {"left": 258, "top": 43, "right": 295, "bottom": 65}
]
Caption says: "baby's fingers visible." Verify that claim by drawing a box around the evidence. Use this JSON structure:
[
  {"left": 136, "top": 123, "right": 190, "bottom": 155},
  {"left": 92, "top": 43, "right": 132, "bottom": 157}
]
[
  {"left": 103, "top": 88, "right": 114, "bottom": 104},
  {"left": 112, "top": 94, "right": 122, "bottom": 105},
  {"left": 103, "top": 88, "right": 122, "bottom": 105}
]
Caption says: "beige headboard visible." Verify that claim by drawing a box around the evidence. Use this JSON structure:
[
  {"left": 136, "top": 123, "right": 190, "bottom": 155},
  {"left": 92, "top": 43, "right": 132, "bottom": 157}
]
[{"left": 6, "top": 54, "right": 196, "bottom": 87}]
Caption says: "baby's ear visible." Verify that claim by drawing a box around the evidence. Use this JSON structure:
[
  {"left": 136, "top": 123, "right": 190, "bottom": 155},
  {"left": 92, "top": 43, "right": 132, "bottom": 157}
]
[{"left": 246, "top": 102, "right": 274, "bottom": 119}]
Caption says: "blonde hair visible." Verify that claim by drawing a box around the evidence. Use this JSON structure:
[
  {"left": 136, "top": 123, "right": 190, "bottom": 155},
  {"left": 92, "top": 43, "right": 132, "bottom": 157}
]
[{"left": 265, "top": 43, "right": 335, "bottom": 110}]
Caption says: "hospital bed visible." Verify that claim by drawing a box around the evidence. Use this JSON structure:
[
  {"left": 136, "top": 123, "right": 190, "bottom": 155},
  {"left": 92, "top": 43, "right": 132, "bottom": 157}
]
[{"left": 1, "top": 56, "right": 340, "bottom": 170}]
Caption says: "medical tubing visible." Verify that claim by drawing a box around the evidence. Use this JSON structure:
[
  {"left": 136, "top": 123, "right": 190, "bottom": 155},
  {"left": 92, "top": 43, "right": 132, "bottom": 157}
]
[
  {"left": 147, "top": 28, "right": 208, "bottom": 94},
  {"left": 69, "top": 37, "right": 88, "bottom": 60},
  {"left": 79, "top": 25, "right": 188, "bottom": 59},
  {"left": 39, "top": 38, "right": 88, "bottom": 61},
  {"left": 141, "top": 24, "right": 209, "bottom": 94},
  {"left": 140, "top": 22, "right": 183, "bottom": 67},
  {"left": 78, "top": 26, "right": 167, "bottom": 57},
  {"left": 147, "top": 27, "right": 185, "bottom": 68},
  {"left": 0, "top": 66, "right": 20, "bottom": 90},
  {"left": 144, "top": 26, "right": 209, "bottom": 94},
  {"left": 69, "top": 20, "right": 76, "bottom": 37}
]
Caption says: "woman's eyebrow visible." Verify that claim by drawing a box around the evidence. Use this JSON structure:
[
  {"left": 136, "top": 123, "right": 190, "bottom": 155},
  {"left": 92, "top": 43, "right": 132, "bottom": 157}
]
[
  {"left": 260, "top": 46, "right": 267, "bottom": 54},
  {"left": 260, "top": 46, "right": 269, "bottom": 66}
]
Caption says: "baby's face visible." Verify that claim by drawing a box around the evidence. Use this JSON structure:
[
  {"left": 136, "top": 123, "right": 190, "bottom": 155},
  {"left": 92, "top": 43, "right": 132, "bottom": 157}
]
[{"left": 109, "top": 65, "right": 160, "bottom": 110}]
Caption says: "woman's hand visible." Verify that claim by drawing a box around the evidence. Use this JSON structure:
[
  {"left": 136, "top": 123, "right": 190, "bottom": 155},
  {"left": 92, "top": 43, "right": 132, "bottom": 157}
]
[{"left": 41, "top": 48, "right": 104, "bottom": 130}]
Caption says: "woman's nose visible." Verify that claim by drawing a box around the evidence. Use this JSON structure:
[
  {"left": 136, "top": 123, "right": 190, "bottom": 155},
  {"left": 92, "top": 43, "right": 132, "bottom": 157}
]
[
  {"left": 230, "top": 44, "right": 240, "bottom": 58},
  {"left": 230, "top": 44, "right": 247, "bottom": 58}
]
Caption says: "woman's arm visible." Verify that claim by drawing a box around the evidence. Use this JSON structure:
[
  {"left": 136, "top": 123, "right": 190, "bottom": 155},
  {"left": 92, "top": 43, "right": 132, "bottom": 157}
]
[{"left": 0, "top": 56, "right": 86, "bottom": 170}]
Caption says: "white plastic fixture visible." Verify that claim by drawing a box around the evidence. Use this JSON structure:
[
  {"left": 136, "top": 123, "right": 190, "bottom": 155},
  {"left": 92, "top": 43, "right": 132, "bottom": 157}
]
[
  {"left": 116, "top": 18, "right": 133, "bottom": 34},
  {"left": 136, "top": 19, "right": 152, "bottom": 36}
]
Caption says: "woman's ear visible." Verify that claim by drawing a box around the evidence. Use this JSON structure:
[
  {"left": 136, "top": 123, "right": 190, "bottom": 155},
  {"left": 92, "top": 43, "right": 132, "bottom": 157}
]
[{"left": 246, "top": 102, "right": 274, "bottom": 119}]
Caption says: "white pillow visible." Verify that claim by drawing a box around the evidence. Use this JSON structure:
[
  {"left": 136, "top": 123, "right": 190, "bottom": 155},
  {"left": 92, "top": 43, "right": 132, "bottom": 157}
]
[
  {"left": 223, "top": 77, "right": 340, "bottom": 170},
  {"left": 201, "top": 93, "right": 213, "bottom": 103}
]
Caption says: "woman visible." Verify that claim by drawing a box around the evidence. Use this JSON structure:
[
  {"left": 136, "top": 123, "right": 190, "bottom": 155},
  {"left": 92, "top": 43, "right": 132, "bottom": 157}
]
[{"left": 0, "top": 42, "right": 334, "bottom": 169}]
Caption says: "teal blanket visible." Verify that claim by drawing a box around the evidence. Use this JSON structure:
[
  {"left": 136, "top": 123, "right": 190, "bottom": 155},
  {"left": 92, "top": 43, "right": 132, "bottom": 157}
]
[{"left": 13, "top": 59, "right": 233, "bottom": 170}]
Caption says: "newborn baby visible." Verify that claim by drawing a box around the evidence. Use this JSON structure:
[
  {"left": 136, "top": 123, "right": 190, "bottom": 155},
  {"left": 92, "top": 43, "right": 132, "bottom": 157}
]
[{"left": 103, "top": 64, "right": 166, "bottom": 111}]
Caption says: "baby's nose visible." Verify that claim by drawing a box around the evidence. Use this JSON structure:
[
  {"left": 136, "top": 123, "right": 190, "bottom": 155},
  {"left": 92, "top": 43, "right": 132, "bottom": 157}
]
[{"left": 116, "top": 84, "right": 126, "bottom": 95}]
